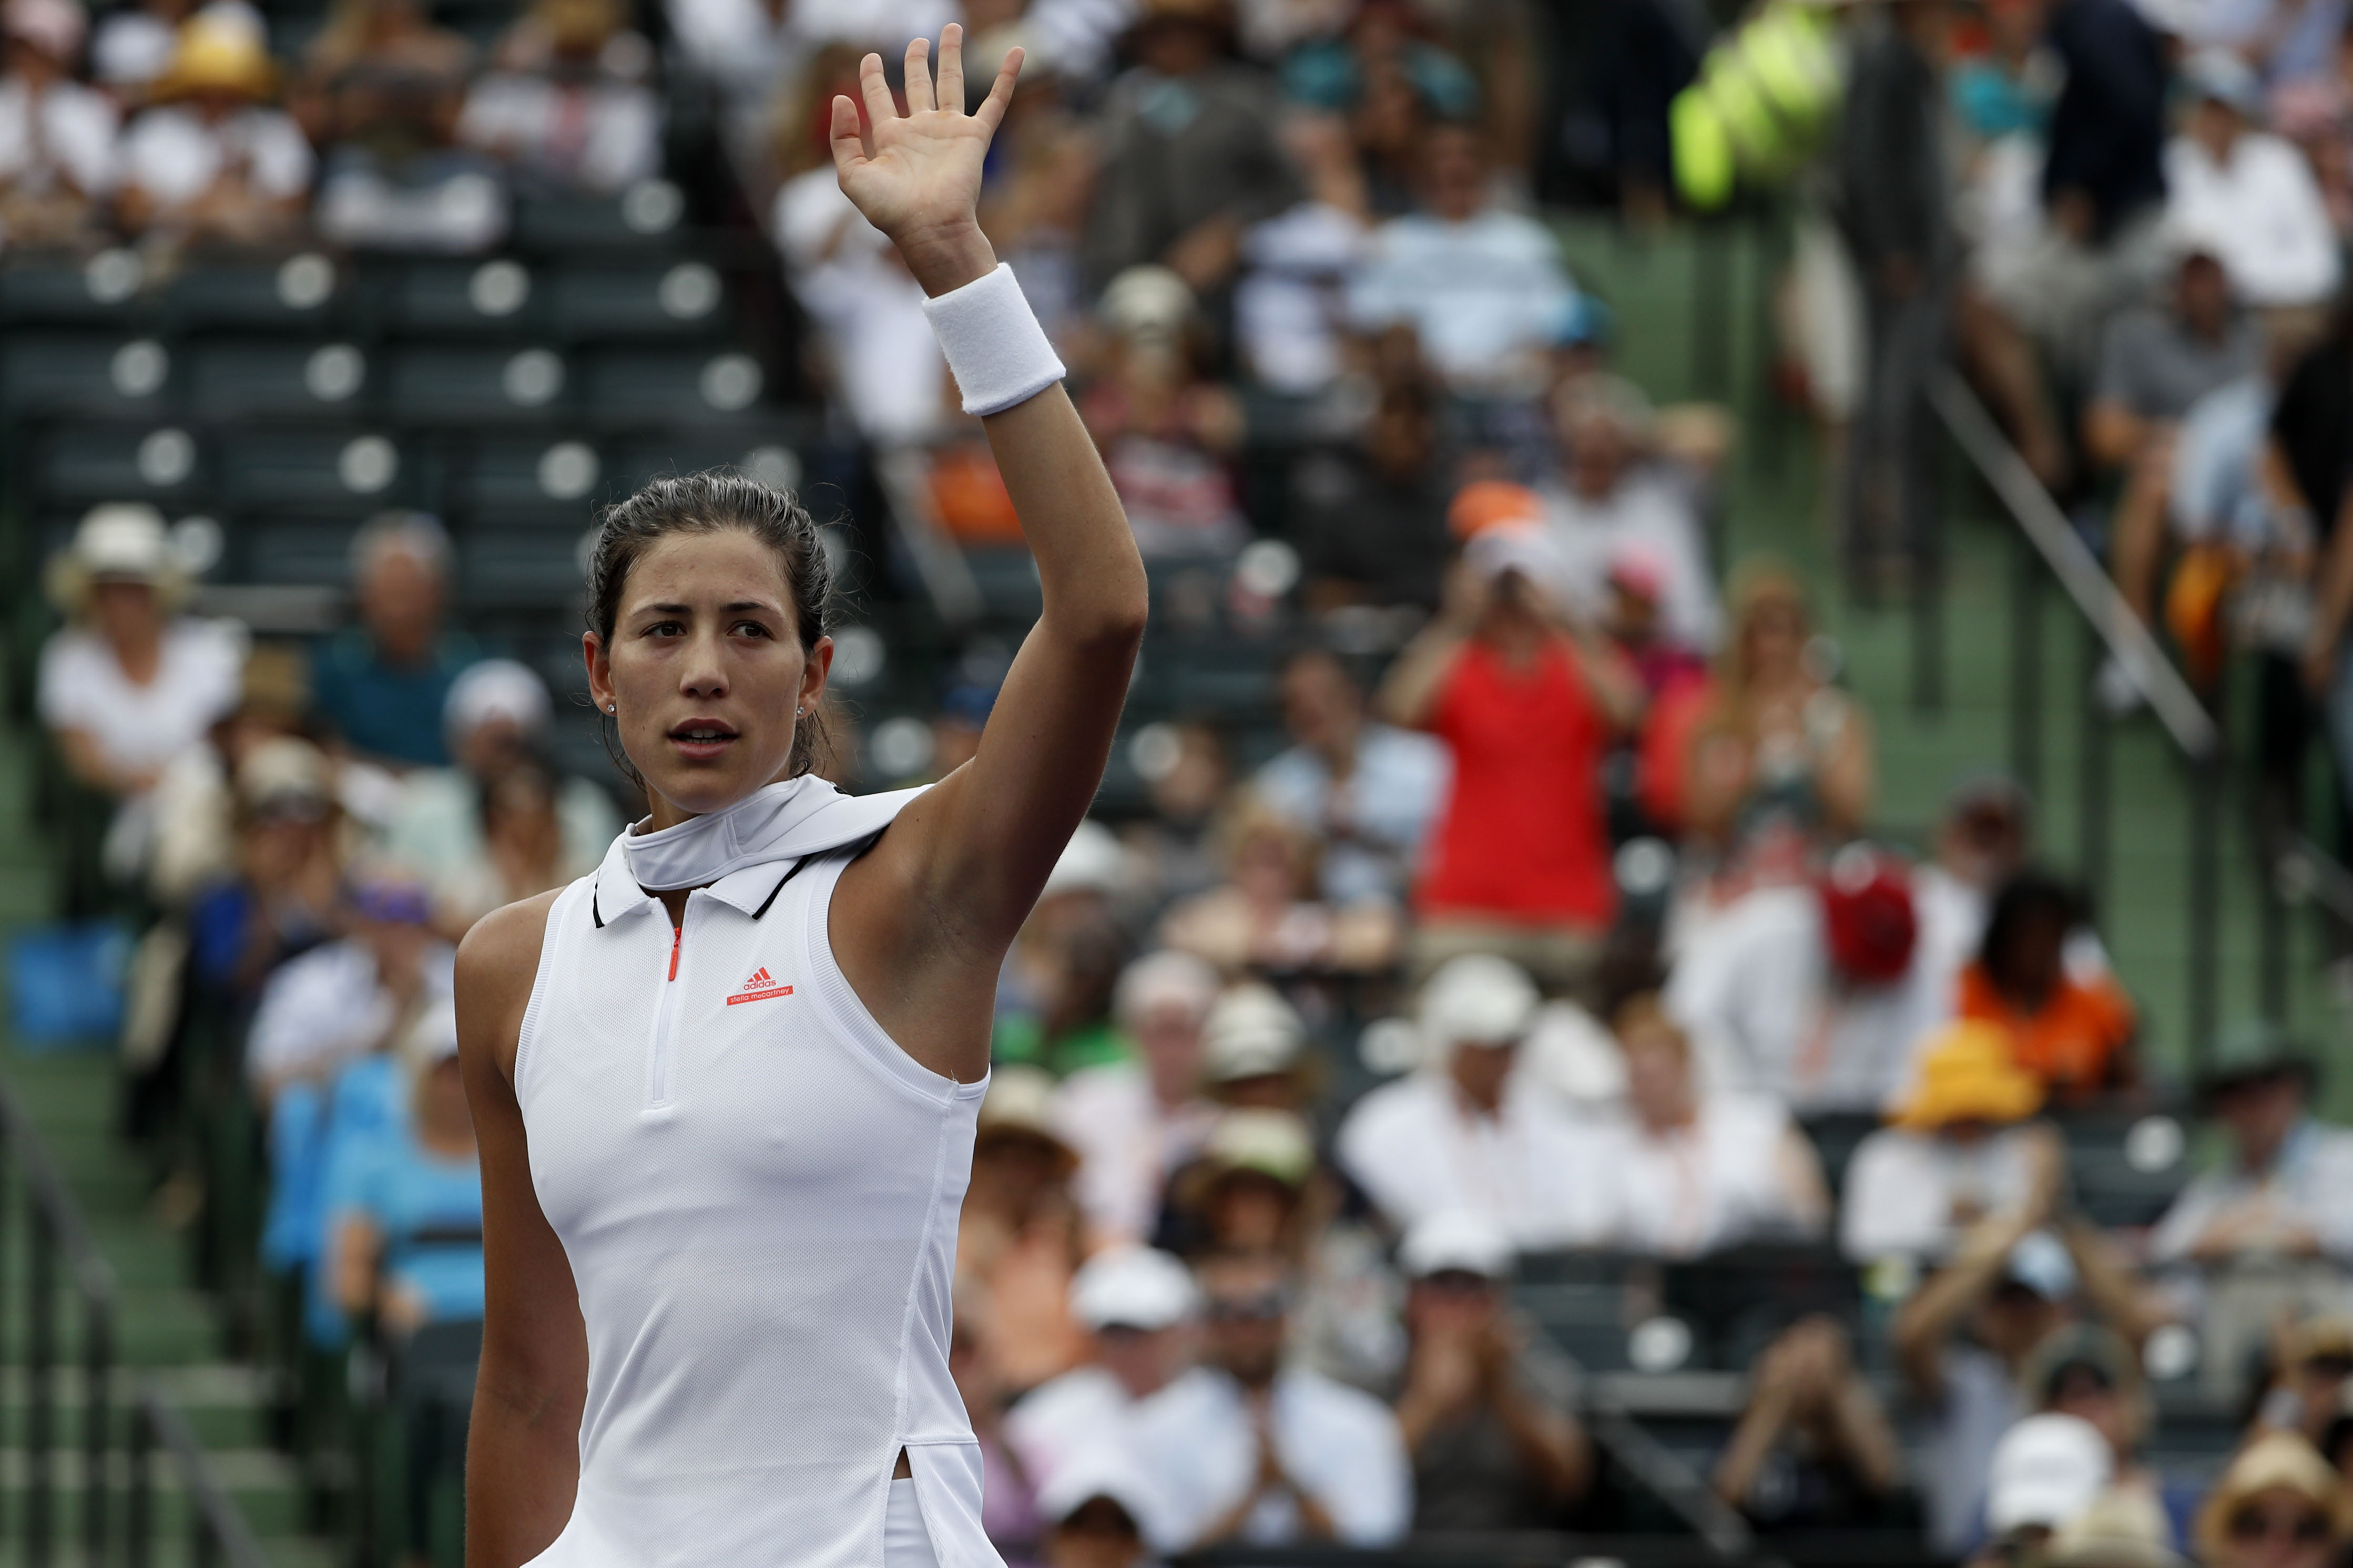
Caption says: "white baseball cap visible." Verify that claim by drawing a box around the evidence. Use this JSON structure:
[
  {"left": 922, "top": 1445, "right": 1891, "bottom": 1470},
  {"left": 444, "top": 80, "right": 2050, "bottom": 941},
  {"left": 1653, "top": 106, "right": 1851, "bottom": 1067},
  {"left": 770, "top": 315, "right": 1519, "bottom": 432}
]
[
  {"left": 444, "top": 658, "right": 552, "bottom": 745},
  {"left": 1986, "top": 1413, "right": 2113, "bottom": 1535},
  {"left": 1201, "top": 983, "right": 1306, "bottom": 1083},
  {"left": 1068, "top": 1246, "right": 1197, "bottom": 1331},
  {"left": 1399, "top": 1210, "right": 1515, "bottom": 1280},
  {"left": 1034, "top": 1448, "right": 1162, "bottom": 1534},
  {"left": 1418, "top": 954, "right": 1540, "bottom": 1051}
]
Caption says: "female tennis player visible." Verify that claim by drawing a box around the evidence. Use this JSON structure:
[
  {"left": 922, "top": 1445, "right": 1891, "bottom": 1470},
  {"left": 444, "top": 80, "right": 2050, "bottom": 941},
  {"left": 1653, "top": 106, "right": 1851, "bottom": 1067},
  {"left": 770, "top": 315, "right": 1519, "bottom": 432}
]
[{"left": 455, "top": 28, "right": 1146, "bottom": 1567}]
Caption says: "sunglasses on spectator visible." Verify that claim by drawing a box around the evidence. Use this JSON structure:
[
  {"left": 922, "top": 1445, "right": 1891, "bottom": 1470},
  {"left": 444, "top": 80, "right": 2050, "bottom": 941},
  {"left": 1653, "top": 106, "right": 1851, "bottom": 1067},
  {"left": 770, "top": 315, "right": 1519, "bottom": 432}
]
[
  {"left": 1205, "top": 1290, "right": 1290, "bottom": 1323},
  {"left": 2229, "top": 1505, "right": 2330, "bottom": 1545}
]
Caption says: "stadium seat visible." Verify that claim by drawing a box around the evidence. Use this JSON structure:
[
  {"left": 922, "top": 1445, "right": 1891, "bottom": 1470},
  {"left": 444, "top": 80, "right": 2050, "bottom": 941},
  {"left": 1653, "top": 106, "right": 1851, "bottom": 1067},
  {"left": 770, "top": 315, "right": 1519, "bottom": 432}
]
[
  {"left": 455, "top": 435, "right": 611, "bottom": 526},
  {"left": 186, "top": 340, "right": 375, "bottom": 422},
  {"left": 1660, "top": 1245, "right": 1863, "bottom": 1371},
  {"left": 386, "top": 345, "right": 576, "bottom": 425},
  {"left": 32, "top": 421, "right": 206, "bottom": 506},
  {"left": 545, "top": 262, "right": 734, "bottom": 344},
  {"left": 461, "top": 526, "right": 594, "bottom": 614},
  {"left": 1163, "top": 639, "right": 1281, "bottom": 719},
  {"left": 216, "top": 428, "right": 425, "bottom": 513},
  {"left": 576, "top": 347, "right": 771, "bottom": 426},
  {"left": 961, "top": 548, "right": 1044, "bottom": 622},
  {"left": 2060, "top": 1111, "right": 2194, "bottom": 1229},
  {"left": 241, "top": 519, "right": 364, "bottom": 586},
  {"left": 0, "top": 252, "right": 148, "bottom": 329},
  {"left": 376, "top": 258, "right": 543, "bottom": 340},
  {"left": 1, "top": 333, "right": 177, "bottom": 416},
  {"left": 604, "top": 430, "right": 809, "bottom": 491},
  {"left": 509, "top": 183, "right": 689, "bottom": 254},
  {"left": 162, "top": 254, "right": 347, "bottom": 333}
]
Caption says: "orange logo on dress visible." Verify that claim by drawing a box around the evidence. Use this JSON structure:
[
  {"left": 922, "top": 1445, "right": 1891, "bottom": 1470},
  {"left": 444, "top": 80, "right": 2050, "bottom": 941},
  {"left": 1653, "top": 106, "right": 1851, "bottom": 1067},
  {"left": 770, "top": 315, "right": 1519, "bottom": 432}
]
[{"left": 726, "top": 967, "right": 793, "bottom": 1006}]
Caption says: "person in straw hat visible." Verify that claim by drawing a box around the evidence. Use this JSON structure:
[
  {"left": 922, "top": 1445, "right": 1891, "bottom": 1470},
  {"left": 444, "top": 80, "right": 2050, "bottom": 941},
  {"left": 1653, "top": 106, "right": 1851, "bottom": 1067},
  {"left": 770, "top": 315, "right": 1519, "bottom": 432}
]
[
  {"left": 116, "top": 6, "right": 310, "bottom": 243},
  {"left": 39, "top": 504, "right": 246, "bottom": 886},
  {"left": 2194, "top": 1432, "right": 2353, "bottom": 1568}
]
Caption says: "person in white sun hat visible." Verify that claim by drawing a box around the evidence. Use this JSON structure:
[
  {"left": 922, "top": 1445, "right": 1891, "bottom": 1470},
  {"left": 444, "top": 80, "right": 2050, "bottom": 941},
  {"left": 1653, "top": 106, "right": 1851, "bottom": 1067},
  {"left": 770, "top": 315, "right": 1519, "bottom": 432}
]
[{"left": 39, "top": 503, "right": 246, "bottom": 885}]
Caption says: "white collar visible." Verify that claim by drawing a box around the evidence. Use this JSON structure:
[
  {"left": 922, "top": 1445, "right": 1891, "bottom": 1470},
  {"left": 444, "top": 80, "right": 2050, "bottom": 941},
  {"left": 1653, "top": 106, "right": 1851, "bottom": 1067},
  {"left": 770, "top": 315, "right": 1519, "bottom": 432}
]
[{"left": 605, "top": 774, "right": 928, "bottom": 902}]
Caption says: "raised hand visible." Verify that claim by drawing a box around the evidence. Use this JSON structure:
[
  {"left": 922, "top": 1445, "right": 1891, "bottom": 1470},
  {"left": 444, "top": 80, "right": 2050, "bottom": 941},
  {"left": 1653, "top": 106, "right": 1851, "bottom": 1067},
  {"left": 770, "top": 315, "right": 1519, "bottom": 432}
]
[{"left": 829, "top": 24, "right": 1022, "bottom": 298}]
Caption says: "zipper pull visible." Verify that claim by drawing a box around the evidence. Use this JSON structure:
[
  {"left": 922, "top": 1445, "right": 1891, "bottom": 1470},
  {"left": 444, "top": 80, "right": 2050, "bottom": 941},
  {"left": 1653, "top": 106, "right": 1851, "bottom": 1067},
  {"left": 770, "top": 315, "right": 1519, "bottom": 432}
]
[{"left": 668, "top": 923, "right": 682, "bottom": 982}]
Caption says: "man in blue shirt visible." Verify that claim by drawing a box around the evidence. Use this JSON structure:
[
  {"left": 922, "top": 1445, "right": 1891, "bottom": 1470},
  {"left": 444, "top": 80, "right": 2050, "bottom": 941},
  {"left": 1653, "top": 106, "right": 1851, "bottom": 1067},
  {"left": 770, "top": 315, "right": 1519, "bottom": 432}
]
[{"left": 310, "top": 511, "right": 476, "bottom": 768}]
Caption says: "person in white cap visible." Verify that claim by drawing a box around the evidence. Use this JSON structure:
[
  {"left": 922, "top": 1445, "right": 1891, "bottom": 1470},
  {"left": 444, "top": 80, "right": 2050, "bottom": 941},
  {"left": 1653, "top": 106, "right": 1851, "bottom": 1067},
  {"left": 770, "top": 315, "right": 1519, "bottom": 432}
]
[
  {"left": 1052, "top": 952, "right": 1223, "bottom": 1246},
  {"left": 39, "top": 503, "right": 247, "bottom": 883},
  {"left": 1034, "top": 1452, "right": 1160, "bottom": 1568},
  {"left": 385, "top": 659, "right": 622, "bottom": 933},
  {"left": 1127, "top": 1249, "right": 1410, "bottom": 1550},
  {"left": 0, "top": 0, "right": 120, "bottom": 244},
  {"left": 1390, "top": 1210, "right": 1589, "bottom": 1531},
  {"left": 1007, "top": 1246, "right": 1198, "bottom": 1490},
  {"left": 2163, "top": 49, "right": 2339, "bottom": 318},
  {"left": 1334, "top": 954, "right": 1608, "bottom": 1248},
  {"left": 1980, "top": 1412, "right": 2115, "bottom": 1556}
]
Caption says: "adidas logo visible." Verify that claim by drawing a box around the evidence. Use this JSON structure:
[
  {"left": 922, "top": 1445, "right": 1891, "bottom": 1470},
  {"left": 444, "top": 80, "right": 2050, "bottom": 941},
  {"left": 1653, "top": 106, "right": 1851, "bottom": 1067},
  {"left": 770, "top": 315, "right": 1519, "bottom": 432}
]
[{"left": 725, "top": 966, "right": 793, "bottom": 1007}]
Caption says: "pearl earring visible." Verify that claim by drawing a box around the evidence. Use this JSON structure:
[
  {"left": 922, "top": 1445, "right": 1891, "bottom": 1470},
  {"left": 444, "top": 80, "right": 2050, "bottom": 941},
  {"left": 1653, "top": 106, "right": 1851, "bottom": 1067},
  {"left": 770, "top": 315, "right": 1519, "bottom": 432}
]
[{"left": 607, "top": 704, "right": 616, "bottom": 714}]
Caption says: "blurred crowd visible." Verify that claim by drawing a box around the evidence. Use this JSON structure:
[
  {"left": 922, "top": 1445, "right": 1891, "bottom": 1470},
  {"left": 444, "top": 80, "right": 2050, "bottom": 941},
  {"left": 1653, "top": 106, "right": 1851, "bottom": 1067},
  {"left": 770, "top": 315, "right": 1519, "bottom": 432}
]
[
  {"left": 0, "top": 0, "right": 674, "bottom": 260},
  {"left": 28, "top": 0, "right": 2353, "bottom": 1559}
]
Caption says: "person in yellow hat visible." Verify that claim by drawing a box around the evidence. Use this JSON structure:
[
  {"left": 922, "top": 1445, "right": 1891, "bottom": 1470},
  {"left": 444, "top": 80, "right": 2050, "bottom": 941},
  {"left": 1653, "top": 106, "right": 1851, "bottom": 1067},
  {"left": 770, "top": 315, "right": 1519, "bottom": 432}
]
[
  {"left": 1851, "top": 1021, "right": 2172, "bottom": 1558},
  {"left": 115, "top": 8, "right": 311, "bottom": 243},
  {"left": 1841, "top": 1020, "right": 2047, "bottom": 1262}
]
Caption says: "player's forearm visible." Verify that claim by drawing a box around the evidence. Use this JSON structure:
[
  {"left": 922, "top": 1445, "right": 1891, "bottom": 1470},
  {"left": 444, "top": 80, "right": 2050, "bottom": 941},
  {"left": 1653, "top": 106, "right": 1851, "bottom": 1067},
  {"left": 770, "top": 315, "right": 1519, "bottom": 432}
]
[{"left": 983, "top": 385, "right": 1149, "bottom": 650}]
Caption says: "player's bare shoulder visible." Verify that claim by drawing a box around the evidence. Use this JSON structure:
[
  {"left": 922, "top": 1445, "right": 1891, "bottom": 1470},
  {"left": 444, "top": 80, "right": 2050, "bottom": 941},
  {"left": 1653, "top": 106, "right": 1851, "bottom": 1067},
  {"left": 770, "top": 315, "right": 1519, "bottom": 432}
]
[{"left": 456, "top": 889, "right": 564, "bottom": 1083}]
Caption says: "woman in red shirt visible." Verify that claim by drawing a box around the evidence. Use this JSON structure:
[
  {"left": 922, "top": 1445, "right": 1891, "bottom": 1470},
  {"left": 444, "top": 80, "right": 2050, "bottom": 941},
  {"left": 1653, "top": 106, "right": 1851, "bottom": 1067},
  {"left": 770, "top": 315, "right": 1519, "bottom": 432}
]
[{"left": 1378, "top": 526, "right": 1642, "bottom": 999}]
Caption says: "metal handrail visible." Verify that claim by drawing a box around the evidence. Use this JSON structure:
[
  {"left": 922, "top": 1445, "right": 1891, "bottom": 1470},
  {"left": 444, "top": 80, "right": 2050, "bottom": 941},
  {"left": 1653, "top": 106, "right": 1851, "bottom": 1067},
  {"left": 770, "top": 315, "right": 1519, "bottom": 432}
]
[
  {"left": 130, "top": 1382, "right": 270, "bottom": 1568},
  {"left": 0, "top": 1078, "right": 269, "bottom": 1567},
  {"left": 1927, "top": 370, "right": 2222, "bottom": 761}
]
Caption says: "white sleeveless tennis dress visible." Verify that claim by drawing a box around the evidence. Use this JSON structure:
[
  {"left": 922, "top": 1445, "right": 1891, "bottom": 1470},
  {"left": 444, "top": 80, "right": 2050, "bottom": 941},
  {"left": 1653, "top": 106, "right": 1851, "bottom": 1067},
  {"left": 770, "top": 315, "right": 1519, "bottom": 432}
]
[{"left": 513, "top": 814, "right": 999, "bottom": 1568}]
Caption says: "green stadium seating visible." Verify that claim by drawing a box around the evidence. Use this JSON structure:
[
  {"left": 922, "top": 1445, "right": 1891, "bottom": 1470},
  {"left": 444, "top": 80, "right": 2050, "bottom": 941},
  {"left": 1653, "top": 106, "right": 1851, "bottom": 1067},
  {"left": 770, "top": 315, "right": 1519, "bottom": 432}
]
[
  {"left": 1, "top": 332, "right": 176, "bottom": 415},
  {"left": 216, "top": 427, "right": 425, "bottom": 512},
  {"left": 546, "top": 261, "right": 735, "bottom": 344},
  {"left": 187, "top": 339, "right": 375, "bottom": 421},
  {"left": 33, "top": 420, "right": 205, "bottom": 504},
  {"left": 387, "top": 344, "right": 575, "bottom": 424}
]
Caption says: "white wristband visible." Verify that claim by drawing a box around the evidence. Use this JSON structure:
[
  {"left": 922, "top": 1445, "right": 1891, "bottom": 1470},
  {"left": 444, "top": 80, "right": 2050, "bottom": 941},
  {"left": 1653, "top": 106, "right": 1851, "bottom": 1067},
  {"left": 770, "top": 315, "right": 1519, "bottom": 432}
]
[{"left": 921, "top": 262, "right": 1067, "bottom": 417}]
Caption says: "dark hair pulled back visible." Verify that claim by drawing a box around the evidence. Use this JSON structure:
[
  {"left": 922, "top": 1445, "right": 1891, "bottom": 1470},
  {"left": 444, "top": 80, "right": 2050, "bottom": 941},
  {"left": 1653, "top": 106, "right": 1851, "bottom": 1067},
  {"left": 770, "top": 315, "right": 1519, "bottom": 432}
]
[{"left": 587, "top": 470, "right": 834, "bottom": 783}]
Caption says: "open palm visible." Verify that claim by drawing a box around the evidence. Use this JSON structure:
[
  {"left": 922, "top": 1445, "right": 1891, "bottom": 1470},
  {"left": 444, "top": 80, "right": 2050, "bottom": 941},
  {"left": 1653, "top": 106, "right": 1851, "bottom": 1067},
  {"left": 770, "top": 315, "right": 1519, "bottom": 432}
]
[{"left": 830, "top": 26, "right": 1021, "bottom": 252}]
